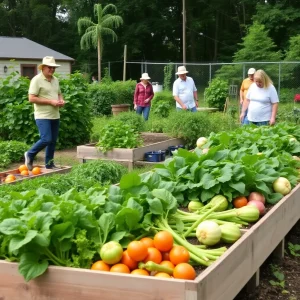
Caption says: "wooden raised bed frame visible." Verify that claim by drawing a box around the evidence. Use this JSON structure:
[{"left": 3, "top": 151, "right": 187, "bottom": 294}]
[
  {"left": 77, "top": 133, "right": 184, "bottom": 170},
  {"left": 0, "top": 166, "right": 72, "bottom": 185},
  {"left": 0, "top": 184, "right": 299, "bottom": 300}
]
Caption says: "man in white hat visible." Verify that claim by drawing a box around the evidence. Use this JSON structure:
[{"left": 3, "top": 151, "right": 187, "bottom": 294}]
[
  {"left": 24, "top": 56, "right": 65, "bottom": 170},
  {"left": 173, "top": 66, "right": 198, "bottom": 112},
  {"left": 133, "top": 73, "right": 154, "bottom": 120},
  {"left": 240, "top": 67, "right": 256, "bottom": 125}
]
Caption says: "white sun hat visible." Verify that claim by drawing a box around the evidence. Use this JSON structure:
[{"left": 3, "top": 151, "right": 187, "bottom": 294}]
[
  {"left": 176, "top": 66, "right": 189, "bottom": 75},
  {"left": 140, "top": 73, "right": 151, "bottom": 80},
  {"left": 38, "top": 56, "right": 61, "bottom": 70},
  {"left": 248, "top": 68, "right": 256, "bottom": 75}
]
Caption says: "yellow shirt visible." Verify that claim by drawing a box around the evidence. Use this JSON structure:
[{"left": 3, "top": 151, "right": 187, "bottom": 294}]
[
  {"left": 240, "top": 78, "right": 253, "bottom": 100},
  {"left": 28, "top": 72, "right": 61, "bottom": 119}
]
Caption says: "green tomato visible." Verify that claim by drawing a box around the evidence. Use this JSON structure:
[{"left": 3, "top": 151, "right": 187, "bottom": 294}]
[{"left": 100, "top": 241, "right": 123, "bottom": 264}]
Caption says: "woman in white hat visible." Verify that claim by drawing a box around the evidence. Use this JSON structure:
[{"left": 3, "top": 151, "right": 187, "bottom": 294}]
[
  {"left": 133, "top": 73, "right": 154, "bottom": 121},
  {"left": 173, "top": 66, "right": 198, "bottom": 112}
]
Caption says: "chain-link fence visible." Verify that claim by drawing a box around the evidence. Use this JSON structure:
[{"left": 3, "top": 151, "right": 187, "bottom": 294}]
[{"left": 103, "top": 61, "right": 300, "bottom": 103}]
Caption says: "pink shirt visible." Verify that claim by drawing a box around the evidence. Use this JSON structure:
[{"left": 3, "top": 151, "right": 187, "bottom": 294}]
[{"left": 134, "top": 82, "right": 154, "bottom": 107}]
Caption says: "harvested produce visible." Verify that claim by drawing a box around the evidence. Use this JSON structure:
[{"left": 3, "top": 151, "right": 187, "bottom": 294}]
[
  {"left": 273, "top": 177, "right": 292, "bottom": 195},
  {"left": 233, "top": 196, "right": 248, "bottom": 208},
  {"left": 153, "top": 231, "right": 174, "bottom": 252},
  {"left": 91, "top": 260, "right": 110, "bottom": 272},
  {"left": 127, "top": 241, "right": 148, "bottom": 262},
  {"left": 196, "top": 220, "right": 221, "bottom": 246},
  {"left": 247, "top": 200, "right": 266, "bottom": 215},
  {"left": 196, "top": 137, "right": 208, "bottom": 148},
  {"left": 100, "top": 241, "right": 123, "bottom": 265},
  {"left": 173, "top": 263, "right": 196, "bottom": 280},
  {"left": 248, "top": 192, "right": 265, "bottom": 204},
  {"left": 188, "top": 200, "right": 204, "bottom": 212},
  {"left": 219, "top": 223, "right": 242, "bottom": 244}
]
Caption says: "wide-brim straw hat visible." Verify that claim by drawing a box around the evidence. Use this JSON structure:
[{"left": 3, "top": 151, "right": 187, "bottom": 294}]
[
  {"left": 38, "top": 56, "right": 61, "bottom": 70},
  {"left": 176, "top": 66, "right": 189, "bottom": 75},
  {"left": 140, "top": 73, "right": 151, "bottom": 80}
]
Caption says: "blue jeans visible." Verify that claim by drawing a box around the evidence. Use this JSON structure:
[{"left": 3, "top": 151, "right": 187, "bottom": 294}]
[
  {"left": 176, "top": 106, "right": 197, "bottom": 112},
  {"left": 27, "top": 119, "right": 60, "bottom": 168},
  {"left": 251, "top": 121, "right": 269, "bottom": 126},
  {"left": 240, "top": 105, "right": 249, "bottom": 125},
  {"left": 136, "top": 106, "right": 150, "bottom": 121}
]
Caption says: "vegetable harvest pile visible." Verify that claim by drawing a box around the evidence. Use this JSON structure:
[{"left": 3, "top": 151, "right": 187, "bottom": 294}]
[{"left": 0, "top": 122, "right": 299, "bottom": 281}]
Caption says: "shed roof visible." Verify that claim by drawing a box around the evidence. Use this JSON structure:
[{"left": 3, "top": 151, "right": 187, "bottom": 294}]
[{"left": 0, "top": 36, "right": 74, "bottom": 61}]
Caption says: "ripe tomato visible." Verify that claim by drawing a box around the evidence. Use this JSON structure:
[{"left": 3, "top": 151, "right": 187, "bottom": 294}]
[
  {"left": 110, "top": 263, "right": 130, "bottom": 274},
  {"left": 32, "top": 167, "right": 41, "bottom": 175},
  {"left": 20, "top": 170, "right": 29, "bottom": 176},
  {"left": 121, "top": 250, "right": 138, "bottom": 270},
  {"left": 100, "top": 241, "right": 123, "bottom": 265},
  {"left": 131, "top": 269, "right": 149, "bottom": 276},
  {"left": 127, "top": 241, "right": 148, "bottom": 262},
  {"left": 153, "top": 231, "right": 173, "bottom": 252},
  {"left": 18, "top": 165, "right": 28, "bottom": 173},
  {"left": 169, "top": 246, "right": 190, "bottom": 265},
  {"left": 160, "top": 260, "right": 175, "bottom": 270},
  {"left": 173, "top": 263, "right": 196, "bottom": 280},
  {"left": 140, "top": 237, "right": 154, "bottom": 249},
  {"left": 143, "top": 247, "right": 162, "bottom": 264},
  {"left": 90, "top": 260, "right": 110, "bottom": 272},
  {"left": 233, "top": 196, "right": 248, "bottom": 208}
]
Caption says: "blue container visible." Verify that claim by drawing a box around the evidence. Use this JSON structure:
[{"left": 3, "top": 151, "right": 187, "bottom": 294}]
[
  {"left": 168, "top": 145, "right": 184, "bottom": 156},
  {"left": 144, "top": 150, "right": 166, "bottom": 162}
]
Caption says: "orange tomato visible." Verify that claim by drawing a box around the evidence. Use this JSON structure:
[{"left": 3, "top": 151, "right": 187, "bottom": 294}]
[
  {"left": 32, "top": 167, "right": 41, "bottom": 175},
  {"left": 140, "top": 237, "right": 154, "bottom": 249},
  {"left": 169, "top": 246, "right": 190, "bottom": 265},
  {"left": 131, "top": 269, "right": 149, "bottom": 276},
  {"left": 110, "top": 263, "right": 130, "bottom": 274},
  {"left": 160, "top": 260, "right": 175, "bottom": 270},
  {"left": 5, "top": 176, "right": 15, "bottom": 183},
  {"left": 154, "top": 272, "right": 172, "bottom": 278},
  {"left": 173, "top": 263, "right": 196, "bottom": 280},
  {"left": 18, "top": 165, "right": 28, "bottom": 173},
  {"left": 20, "top": 170, "right": 29, "bottom": 176},
  {"left": 6, "top": 174, "right": 16, "bottom": 180},
  {"left": 121, "top": 250, "right": 138, "bottom": 270},
  {"left": 90, "top": 260, "right": 110, "bottom": 272},
  {"left": 233, "top": 196, "right": 248, "bottom": 208},
  {"left": 143, "top": 247, "right": 162, "bottom": 264},
  {"left": 153, "top": 231, "right": 173, "bottom": 252},
  {"left": 127, "top": 241, "right": 148, "bottom": 262}
]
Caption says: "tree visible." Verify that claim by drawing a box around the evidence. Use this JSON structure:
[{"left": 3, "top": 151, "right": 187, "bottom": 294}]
[{"left": 77, "top": 3, "right": 123, "bottom": 81}]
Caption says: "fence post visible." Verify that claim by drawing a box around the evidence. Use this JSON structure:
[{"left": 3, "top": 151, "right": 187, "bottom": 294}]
[
  {"left": 108, "top": 62, "right": 111, "bottom": 77},
  {"left": 278, "top": 62, "right": 281, "bottom": 97},
  {"left": 209, "top": 63, "right": 212, "bottom": 82}
]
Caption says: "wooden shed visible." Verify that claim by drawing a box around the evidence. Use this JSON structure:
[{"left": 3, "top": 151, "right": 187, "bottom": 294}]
[{"left": 0, "top": 36, "right": 74, "bottom": 79}]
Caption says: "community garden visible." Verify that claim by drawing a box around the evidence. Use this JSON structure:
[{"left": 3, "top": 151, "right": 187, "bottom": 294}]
[{"left": 0, "top": 70, "right": 299, "bottom": 300}]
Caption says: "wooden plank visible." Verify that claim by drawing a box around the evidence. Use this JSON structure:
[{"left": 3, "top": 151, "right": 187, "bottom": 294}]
[
  {"left": 0, "top": 261, "right": 190, "bottom": 300},
  {"left": 195, "top": 184, "right": 300, "bottom": 300}
]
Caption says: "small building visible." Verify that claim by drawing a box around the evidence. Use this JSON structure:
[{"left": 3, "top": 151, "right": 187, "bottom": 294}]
[{"left": 0, "top": 36, "right": 74, "bottom": 79}]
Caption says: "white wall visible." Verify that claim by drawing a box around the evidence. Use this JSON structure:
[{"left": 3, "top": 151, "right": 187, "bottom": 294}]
[{"left": 0, "top": 59, "right": 72, "bottom": 79}]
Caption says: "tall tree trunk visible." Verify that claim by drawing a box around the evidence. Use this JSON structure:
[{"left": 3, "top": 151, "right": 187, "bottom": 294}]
[
  {"left": 98, "top": 38, "right": 101, "bottom": 81},
  {"left": 213, "top": 12, "right": 219, "bottom": 61}
]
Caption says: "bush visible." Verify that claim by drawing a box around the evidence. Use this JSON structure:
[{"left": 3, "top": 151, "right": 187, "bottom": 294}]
[
  {"left": 151, "top": 91, "right": 175, "bottom": 118},
  {"left": 144, "top": 116, "right": 169, "bottom": 133},
  {"left": 279, "top": 88, "right": 299, "bottom": 103},
  {"left": 88, "top": 80, "right": 136, "bottom": 116},
  {"left": 163, "top": 110, "right": 219, "bottom": 148},
  {"left": 0, "top": 141, "right": 28, "bottom": 169},
  {"left": 204, "top": 78, "right": 229, "bottom": 111},
  {"left": 114, "top": 111, "right": 145, "bottom": 132},
  {"left": 0, "top": 72, "right": 93, "bottom": 149}
]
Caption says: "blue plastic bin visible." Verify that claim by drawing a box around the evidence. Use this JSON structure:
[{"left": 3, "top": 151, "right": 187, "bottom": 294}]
[
  {"left": 144, "top": 151, "right": 166, "bottom": 162},
  {"left": 168, "top": 145, "right": 184, "bottom": 156}
]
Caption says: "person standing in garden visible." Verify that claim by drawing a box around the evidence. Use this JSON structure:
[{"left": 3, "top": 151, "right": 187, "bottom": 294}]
[
  {"left": 240, "top": 69, "right": 279, "bottom": 126},
  {"left": 240, "top": 67, "right": 256, "bottom": 124},
  {"left": 133, "top": 73, "right": 154, "bottom": 121},
  {"left": 24, "top": 56, "right": 65, "bottom": 170},
  {"left": 173, "top": 66, "right": 198, "bottom": 112}
]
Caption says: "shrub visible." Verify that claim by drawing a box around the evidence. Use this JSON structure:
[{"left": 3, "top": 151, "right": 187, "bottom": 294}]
[
  {"left": 163, "top": 110, "right": 219, "bottom": 148},
  {"left": 279, "top": 88, "right": 299, "bottom": 103},
  {"left": 0, "top": 72, "right": 93, "bottom": 149},
  {"left": 114, "top": 111, "right": 145, "bottom": 132},
  {"left": 163, "top": 64, "right": 174, "bottom": 91},
  {"left": 144, "top": 116, "right": 169, "bottom": 133},
  {"left": 113, "top": 80, "right": 136, "bottom": 105},
  {"left": 0, "top": 141, "right": 28, "bottom": 169},
  {"left": 204, "top": 78, "right": 229, "bottom": 111},
  {"left": 151, "top": 91, "right": 175, "bottom": 118}
]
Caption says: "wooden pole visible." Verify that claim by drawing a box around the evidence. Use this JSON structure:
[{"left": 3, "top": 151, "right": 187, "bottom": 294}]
[
  {"left": 123, "top": 45, "right": 127, "bottom": 82},
  {"left": 182, "top": 0, "right": 186, "bottom": 64}
]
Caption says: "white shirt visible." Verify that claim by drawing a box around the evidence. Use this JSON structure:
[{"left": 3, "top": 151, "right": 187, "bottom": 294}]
[
  {"left": 173, "top": 76, "right": 197, "bottom": 109},
  {"left": 246, "top": 83, "right": 279, "bottom": 122}
]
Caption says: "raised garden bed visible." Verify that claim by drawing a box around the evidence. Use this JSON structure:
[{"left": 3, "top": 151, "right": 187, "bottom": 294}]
[
  {"left": 0, "top": 165, "right": 72, "bottom": 185},
  {"left": 77, "top": 132, "right": 184, "bottom": 170},
  {"left": 0, "top": 184, "right": 299, "bottom": 300}
]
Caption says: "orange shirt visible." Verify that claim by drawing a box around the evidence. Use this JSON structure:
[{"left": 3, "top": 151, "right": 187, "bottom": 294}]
[{"left": 240, "top": 78, "right": 254, "bottom": 100}]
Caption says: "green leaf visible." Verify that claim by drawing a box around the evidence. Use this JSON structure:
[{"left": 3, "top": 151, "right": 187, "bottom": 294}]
[
  {"left": 19, "top": 252, "right": 49, "bottom": 282},
  {"left": 119, "top": 172, "right": 141, "bottom": 189},
  {"left": 0, "top": 218, "right": 24, "bottom": 235},
  {"left": 228, "top": 182, "right": 245, "bottom": 194},
  {"left": 147, "top": 197, "right": 164, "bottom": 215},
  {"left": 200, "top": 173, "right": 217, "bottom": 189},
  {"left": 9, "top": 230, "right": 38, "bottom": 252}
]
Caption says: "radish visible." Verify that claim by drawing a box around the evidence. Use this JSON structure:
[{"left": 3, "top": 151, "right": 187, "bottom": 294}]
[
  {"left": 248, "top": 192, "right": 265, "bottom": 204},
  {"left": 247, "top": 200, "right": 265, "bottom": 216}
]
